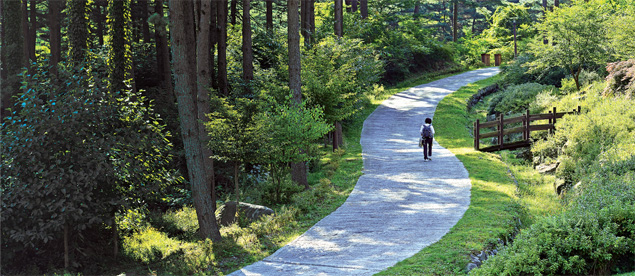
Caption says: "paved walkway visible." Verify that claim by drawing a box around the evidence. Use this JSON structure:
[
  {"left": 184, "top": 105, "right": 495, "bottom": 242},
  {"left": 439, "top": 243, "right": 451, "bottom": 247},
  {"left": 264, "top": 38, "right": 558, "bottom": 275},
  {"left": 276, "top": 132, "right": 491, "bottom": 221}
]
[{"left": 229, "top": 68, "right": 500, "bottom": 276}]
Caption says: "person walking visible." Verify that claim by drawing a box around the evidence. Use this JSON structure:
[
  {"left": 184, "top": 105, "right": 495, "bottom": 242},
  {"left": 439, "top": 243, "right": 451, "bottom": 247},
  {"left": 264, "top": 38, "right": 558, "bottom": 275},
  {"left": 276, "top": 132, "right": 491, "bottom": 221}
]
[{"left": 420, "top": 118, "right": 435, "bottom": 161}]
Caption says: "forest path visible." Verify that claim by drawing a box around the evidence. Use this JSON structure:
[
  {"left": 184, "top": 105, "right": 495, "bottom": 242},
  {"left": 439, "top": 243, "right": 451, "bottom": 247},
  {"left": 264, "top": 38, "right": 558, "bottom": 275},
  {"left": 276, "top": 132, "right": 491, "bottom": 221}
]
[{"left": 228, "top": 67, "right": 501, "bottom": 276}]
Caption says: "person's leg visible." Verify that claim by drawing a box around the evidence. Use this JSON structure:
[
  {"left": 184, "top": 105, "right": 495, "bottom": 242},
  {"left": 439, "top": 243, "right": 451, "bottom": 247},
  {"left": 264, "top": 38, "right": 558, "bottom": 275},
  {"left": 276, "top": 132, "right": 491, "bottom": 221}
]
[
  {"left": 423, "top": 139, "right": 429, "bottom": 160},
  {"left": 427, "top": 138, "right": 433, "bottom": 158}
]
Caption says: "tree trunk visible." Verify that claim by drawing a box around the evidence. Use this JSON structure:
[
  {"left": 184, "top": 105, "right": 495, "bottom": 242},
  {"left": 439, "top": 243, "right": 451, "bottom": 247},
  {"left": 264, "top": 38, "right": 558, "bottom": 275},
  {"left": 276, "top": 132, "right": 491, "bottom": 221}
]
[
  {"left": 139, "top": 0, "right": 151, "bottom": 43},
  {"left": 351, "top": 0, "right": 357, "bottom": 13},
  {"left": 234, "top": 161, "right": 239, "bottom": 204},
  {"left": 452, "top": 0, "right": 458, "bottom": 42},
  {"left": 196, "top": 0, "right": 216, "bottom": 213},
  {"left": 0, "top": 0, "right": 5, "bottom": 80},
  {"left": 217, "top": 0, "right": 229, "bottom": 96},
  {"left": 28, "top": 0, "right": 36, "bottom": 62},
  {"left": 108, "top": 0, "right": 133, "bottom": 93},
  {"left": 49, "top": 0, "right": 62, "bottom": 75},
  {"left": 310, "top": 0, "right": 315, "bottom": 35},
  {"left": 21, "top": 0, "right": 31, "bottom": 64},
  {"left": 154, "top": 0, "right": 172, "bottom": 94},
  {"left": 64, "top": 224, "right": 69, "bottom": 269},
  {"left": 414, "top": 2, "right": 420, "bottom": 15},
  {"left": 288, "top": 0, "right": 308, "bottom": 189},
  {"left": 542, "top": 0, "right": 548, "bottom": 44},
  {"left": 301, "top": 0, "right": 310, "bottom": 46},
  {"left": 67, "top": 0, "right": 90, "bottom": 65},
  {"left": 334, "top": 0, "right": 343, "bottom": 37},
  {"left": 242, "top": 0, "right": 253, "bottom": 93},
  {"left": 554, "top": 0, "right": 559, "bottom": 7},
  {"left": 230, "top": 0, "right": 237, "bottom": 25},
  {"left": 169, "top": 0, "right": 222, "bottom": 242},
  {"left": 210, "top": 0, "right": 218, "bottom": 89},
  {"left": 1, "top": 0, "right": 25, "bottom": 117},
  {"left": 95, "top": 2, "right": 105, "bottom": 46},
  {"left": 265, "top": 0, "right": 273, "bottom": 30},
  {"left": 360, "top": 0, "right": 367, "bottom": 18}
]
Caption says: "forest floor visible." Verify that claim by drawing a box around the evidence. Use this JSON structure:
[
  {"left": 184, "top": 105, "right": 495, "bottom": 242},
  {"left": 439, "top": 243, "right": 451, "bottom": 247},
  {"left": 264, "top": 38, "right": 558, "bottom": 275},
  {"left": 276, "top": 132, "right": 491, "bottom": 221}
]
[{"left": 228, "top": 68, "right": 500, "bottom": 275}]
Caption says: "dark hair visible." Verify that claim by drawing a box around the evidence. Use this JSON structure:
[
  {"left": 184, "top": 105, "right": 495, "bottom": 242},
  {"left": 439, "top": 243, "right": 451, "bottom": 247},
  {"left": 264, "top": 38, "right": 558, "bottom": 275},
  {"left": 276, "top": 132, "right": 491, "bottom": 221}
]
[{"left": 425, "top": 118, "right": 432, "bottom": 124}]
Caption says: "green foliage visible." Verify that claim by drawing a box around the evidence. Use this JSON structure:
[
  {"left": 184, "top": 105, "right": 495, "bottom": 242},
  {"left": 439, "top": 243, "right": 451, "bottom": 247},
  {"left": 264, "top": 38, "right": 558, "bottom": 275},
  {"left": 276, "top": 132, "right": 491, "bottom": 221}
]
[
  {"left": 122, "top": 226, "right": 181, "bottom": 264},
  {"left": 488, "top": 82, "right": 555, "bottom": 115},
  {"left": 259, "top": 173, "right": 304, "bottom": 206},
  {"left": 302, "top": 36, "right": 383, "bottom": 124},
  {"left": 254, "top": 95, "right": 332, "bottom": 187},
  {"left": 499, "top": 54, "right": 568, "bottom": 87},
  {"left": 528, "top": 0, "right": 610, "bottom": 91},
  {"left": 1, "top": 59, "right": 179, "bottom": 270},
  {"left": 342, "top": 9, "right": 455, "bottom": 83}
]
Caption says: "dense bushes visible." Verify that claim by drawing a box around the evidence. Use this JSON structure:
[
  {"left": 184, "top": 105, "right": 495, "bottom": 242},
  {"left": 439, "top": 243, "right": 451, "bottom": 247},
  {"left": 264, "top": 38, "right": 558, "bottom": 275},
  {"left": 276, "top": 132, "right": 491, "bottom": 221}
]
[
  {"left": 487, "top": 82, "right": 555, "bottom": 115},
  {"left": 1, "top": 59, "right": 179, "bottom": 271}
]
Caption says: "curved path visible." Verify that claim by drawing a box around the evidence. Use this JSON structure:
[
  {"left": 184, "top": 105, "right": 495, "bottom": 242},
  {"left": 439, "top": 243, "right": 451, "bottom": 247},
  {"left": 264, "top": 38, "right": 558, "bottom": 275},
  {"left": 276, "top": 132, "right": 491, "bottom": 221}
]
[{"left": 229, "top": 68, "right": 500, "bottom": 276}]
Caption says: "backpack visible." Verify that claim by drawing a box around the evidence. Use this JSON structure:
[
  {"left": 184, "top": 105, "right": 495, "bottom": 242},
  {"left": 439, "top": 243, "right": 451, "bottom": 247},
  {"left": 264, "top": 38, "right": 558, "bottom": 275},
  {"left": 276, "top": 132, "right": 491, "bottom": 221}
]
[{"left": 421, "top": 124, "right": 433, "bottom": 138}]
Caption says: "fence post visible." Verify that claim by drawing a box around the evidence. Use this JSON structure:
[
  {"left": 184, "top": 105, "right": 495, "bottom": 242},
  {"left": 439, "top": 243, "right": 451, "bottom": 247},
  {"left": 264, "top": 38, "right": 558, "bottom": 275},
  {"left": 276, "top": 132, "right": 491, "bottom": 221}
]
[
  {"left": 552, "top": 107, "right": 557, "bottom": 131},
  {"left": 524, "top": 109, "right": 530, "bottom": 141},
  {"left": 577, "top": 106, "right": 581, "bottom": 114},
  {"left": 474, "top": 120, "right": 480, "bottom": 150},
  {"left": 498, "top": 113, "right": 504, "bottom": 150}
]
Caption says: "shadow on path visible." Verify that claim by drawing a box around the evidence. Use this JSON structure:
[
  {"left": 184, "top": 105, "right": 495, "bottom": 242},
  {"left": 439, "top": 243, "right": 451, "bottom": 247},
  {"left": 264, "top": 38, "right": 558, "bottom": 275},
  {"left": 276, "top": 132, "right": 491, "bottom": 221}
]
[{"left": 229, "top": 68, "right": 500, "bottom": 276}]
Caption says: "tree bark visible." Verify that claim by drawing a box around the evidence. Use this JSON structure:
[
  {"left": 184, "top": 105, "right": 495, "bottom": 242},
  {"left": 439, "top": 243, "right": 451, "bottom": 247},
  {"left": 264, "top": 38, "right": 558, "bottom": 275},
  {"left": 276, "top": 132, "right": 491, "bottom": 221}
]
[
  {"left": 0, "top": 0, "right": 5, "bottom": 80},
  {"left": 301, "top": 0, "right": 310, "bottom": 46},
  {"left": 360, "top": 0, "right": 367, "bottom": 18},
  {"left": 154, "top": 0, "right": 172, "bottom": 94},
  {"left": 28, "top": 0, "right": 36, "bottom": 62},
  {"left": 67, "top": 0, "right": 90, "bottom": 65},
  {"left": 542, "top": 0, "right": 548, "bottom": 44},
  {"left": 170, "top": 0, "right": 222, "bottom": 242},
  {"left": 265, "top": 0, "right": 273, "bottom": 30},
  {"left": 414, "top": 2, "right": 420, "bottom": 15},
  {"left": 334, "top": 0, "right": 343, "bottom": 37},
  {"left": 196, "top": 0, "right": 216, "bottom": 215},
  {"left": 230, "top": 0, "right": 237, "bottom": 25},
  {"left": 21, "top": 0, "right": 31, "bottom": 64},
  {"left": 452, "top": 0, "right": 458, "bottom": 42},
  {"left": 242, "top": 0, "right": 253, "bottom": 93},
  {"left": 95, "top": 1, "right": 105, "bottom": 46},
  {"left": 1, "top": 0, "right": 25, "bottom": 117},
  {"left": 554, "top": 0, "right": 559, "bottom": 7},
  {"left": 217, "top": 0, "right": 229, "bottom": 96},
  {"left": 108, "top": 0, "right": 133, "bottom": 93},
  {"left": 351, "top": 0, "right": 357, "bottom": 13},
  {"left": 49, "top": 0, "right": 62, "bottom": 75},
  {"left": 64, "top": 224, "right": 69, "bottom": 269},
  {"left": 139, "top": 0, "right": 151, "bottom": 43},
  {"left": 288, "top": 0, "right": 308, "bottom": 189}
]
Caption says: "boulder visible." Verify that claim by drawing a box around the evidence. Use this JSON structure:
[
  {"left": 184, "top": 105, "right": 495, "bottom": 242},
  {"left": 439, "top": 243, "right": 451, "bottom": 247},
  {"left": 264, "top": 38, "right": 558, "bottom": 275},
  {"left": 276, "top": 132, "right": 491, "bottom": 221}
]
[
  {"left": 217, "top": 201, "right": 275, "bottom": 226},
  {"left": 536, "top": 163, "right": 558, "bottom": 174}
]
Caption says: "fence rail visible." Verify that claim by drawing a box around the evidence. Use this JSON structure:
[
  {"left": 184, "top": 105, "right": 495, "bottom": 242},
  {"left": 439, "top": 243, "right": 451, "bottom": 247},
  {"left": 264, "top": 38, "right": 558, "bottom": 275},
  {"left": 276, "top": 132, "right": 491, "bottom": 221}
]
[{"left": 474, "top": 106, "right": 581, "bottom": 152}]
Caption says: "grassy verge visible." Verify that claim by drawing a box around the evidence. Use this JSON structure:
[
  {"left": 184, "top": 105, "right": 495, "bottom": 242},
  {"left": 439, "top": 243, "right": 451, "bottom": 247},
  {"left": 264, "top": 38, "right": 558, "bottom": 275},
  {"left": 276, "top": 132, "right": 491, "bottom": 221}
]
[
  {"left": 377, "top": 74, "right": 527, "bottom": 276},
  {"left": 103, "top": 67, "right": 466, "bottom": 276}
]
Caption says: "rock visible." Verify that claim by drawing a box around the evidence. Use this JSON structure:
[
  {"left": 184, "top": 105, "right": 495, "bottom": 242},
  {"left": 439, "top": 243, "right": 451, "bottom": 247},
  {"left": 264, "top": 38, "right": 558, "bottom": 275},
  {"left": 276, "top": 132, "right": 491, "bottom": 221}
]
[
  {"left": 478, "top": 251, "right": 488, "bottom": 262},
  {"left": 217, "top": 201, "right": 275, "bottom": 226},
  {"left": 514, "top": 148, "right": 532, "bottom": 161},
  {"left": 536, "top": 163, "right": 558, "bottom": 174},
  {"left": 466, "top": 263, "right": 479, "bottom": 272},
  {"left": 554, "top": 178, "right": 567, "bottom": 195}
]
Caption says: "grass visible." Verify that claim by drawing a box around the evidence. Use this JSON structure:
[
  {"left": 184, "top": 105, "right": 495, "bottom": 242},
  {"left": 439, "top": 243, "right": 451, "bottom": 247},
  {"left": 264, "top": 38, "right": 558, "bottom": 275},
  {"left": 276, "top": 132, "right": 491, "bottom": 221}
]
[
  {"left": 377, "top": 74, "right": 528, "bottom": 275},
  {"left": 99, "top": 66, "right": 467, "bottom": 276}
]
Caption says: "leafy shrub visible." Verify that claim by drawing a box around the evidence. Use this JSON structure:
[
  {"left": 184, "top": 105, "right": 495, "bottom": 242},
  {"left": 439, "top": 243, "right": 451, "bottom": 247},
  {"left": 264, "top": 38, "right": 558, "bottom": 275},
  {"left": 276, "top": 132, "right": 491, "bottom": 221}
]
[
  {"left": 292, "top": 178, "right": 334, "bottom": 212},
  {"left": 1, "top": 59, "right": 178, "bottom": 270},
  {"left": 150, "top": 206, "right": 199, "bottom": 239},
  {"left": 122, "top": 226, "right": 181, "bottom": 264},
  {"left": 259, "top": 173, "right": 304, "bottom": 206},
  {"left": 500, "top": 54, "right": 568, "bottom": 87},
  {"left": 471, "top": 202, "right": 635, "bottom": 276},
  {"left": 604, "top": 59, "right": 635, "bottom": 99},
  {"left": 488, "top": 82, "right": 554, "bottom": 115}
]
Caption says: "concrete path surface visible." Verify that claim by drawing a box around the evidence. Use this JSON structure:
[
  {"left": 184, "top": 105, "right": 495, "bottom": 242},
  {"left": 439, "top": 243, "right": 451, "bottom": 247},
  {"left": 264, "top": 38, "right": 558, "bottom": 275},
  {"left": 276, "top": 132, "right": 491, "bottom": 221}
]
[{"left": 229, "top": 68, "right": 500, "bottom": 276}]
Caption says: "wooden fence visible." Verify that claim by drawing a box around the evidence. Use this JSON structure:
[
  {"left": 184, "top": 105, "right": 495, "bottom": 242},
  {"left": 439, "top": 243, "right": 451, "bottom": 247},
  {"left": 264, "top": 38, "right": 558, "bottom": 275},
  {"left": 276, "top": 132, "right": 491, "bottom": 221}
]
[{"left": 474, "top": 106, "right": 581, "bottom": 152}]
